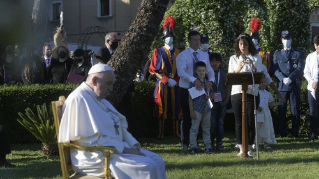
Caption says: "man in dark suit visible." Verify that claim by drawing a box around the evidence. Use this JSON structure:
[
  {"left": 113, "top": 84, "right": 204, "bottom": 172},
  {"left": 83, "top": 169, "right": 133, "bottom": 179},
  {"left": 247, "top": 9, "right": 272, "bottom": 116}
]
[
  {"left": 96, "top": 32, "right": 138, "bottom": 139},
  {"left": 273, "top": 31, "right": 303, "bottom": 137},
  {"left": 95, "top": 32, "right": 119, "bottom": 64},
  {"left": 42, "top": 44, "right": 52, "bottom": 83}
]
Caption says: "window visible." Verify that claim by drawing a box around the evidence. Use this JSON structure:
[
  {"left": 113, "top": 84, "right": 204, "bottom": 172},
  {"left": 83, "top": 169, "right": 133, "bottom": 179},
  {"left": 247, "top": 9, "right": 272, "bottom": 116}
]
[
  {"left": 97, "top": 0, "right": 112, "bottom": 18},
  {"left": 50, "top": 1, "right": 63, "bottom": 21}
]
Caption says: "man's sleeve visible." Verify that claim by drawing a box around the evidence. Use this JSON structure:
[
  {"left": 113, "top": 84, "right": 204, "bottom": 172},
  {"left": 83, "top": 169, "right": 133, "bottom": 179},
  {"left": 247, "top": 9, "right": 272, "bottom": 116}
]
[
  {"left": 272, "top": 52, "right": 285, "bottom": 81},
  {"left": 304, "top": 54, "right": 315, "bottom": 84},
  {"left": 176, "top": 52, "right": 197, "bottom": 83},
  {"left": 205, "top": 53, "right": 215, "bottom": 82},
  {"left": 149, "top": 48, "right": 169, "bottom": 84}
]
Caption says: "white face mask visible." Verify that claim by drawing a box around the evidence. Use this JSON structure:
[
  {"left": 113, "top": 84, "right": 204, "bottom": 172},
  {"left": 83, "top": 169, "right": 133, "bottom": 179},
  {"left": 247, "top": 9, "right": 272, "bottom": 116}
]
[
  {"left": 282, "top": 40, "right": 291, "bottom": 48},
  {"left": 201, "top": 44, "right": 209, "bottom": 50},
  {"left": 164, "top": 37, "right": 173, "bottom": 45}
]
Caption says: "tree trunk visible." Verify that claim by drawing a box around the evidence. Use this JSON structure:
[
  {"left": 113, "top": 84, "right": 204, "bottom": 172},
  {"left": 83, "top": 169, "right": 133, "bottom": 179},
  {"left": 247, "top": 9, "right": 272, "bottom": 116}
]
[
  {"left": 31, "top": 0, "right": 51, "bottom": 53},
  {"left": 107, "top": 0, "right": 169, "bottom": 106}
]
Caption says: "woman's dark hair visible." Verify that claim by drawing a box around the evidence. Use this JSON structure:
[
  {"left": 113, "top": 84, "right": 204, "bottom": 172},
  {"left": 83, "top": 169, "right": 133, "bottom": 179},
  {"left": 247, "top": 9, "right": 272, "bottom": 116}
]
[
  {"left": 233, "top": 33, "right": 257, "bottom": 57},
  {"left": 314, "top": 35, "right": 319, "bottom": 45},
  {"left": 74, "top": 49, "right": 84, "bottom": 57}
]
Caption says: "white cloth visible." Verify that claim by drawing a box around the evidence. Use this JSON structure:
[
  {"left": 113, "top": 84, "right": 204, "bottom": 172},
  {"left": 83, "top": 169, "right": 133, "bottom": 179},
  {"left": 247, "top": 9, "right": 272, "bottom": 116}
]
[
  {"left": 228, "top": 54, "right": 270, "bottom": 96},
  {"left": 167, "top": 78, "right": 177, "bottom": 87},
  {"left": 88, "top": 63, "right": 113, "bottom": 74},
  {"left": 304, "top": 51, "right": 319, "bottom": 96},
  {"left": 283, "top": 77, "right": 292, "bottom": 85},
  {"left": 176, "top": 48, "right": 215, "bottom": 89},
  {"left": 59, "top": 83, "right": 166, "bottom": 179},
  {"left": 256, "top": 90, "right": 277, "bottom": 144}
]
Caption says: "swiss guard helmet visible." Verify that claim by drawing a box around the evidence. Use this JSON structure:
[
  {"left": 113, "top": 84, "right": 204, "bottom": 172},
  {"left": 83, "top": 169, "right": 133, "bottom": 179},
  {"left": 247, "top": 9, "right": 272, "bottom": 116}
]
[
  {"left": 162, "top": 16, "right": 176, "bottom": 39},
  {"left": 249, "top": 18, "right": 262, "bottom": 41}
]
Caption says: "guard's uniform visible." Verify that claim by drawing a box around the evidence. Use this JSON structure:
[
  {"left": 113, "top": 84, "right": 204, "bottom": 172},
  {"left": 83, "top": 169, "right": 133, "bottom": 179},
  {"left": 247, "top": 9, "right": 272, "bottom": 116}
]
[{"left": 272, "top": 31, "right": 303, "bottom": 136}]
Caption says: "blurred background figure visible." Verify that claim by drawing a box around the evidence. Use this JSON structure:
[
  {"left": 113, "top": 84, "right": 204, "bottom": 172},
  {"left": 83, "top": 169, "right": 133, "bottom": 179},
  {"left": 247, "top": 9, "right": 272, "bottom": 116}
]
[
  {"left": 2, "top": 45, "right": 20, "bottom": 85},
  {"left": 21, "top": 47, "right": 46, "bottom": 84},
  {"left": 48, "top": 45, "right": 73, "bottom": 84},
  {"left": 134, "top": 69, "right": 144, "bottom": 82},
  {"left": 68, "top": 48, "right": 92, "bottom": 84}
]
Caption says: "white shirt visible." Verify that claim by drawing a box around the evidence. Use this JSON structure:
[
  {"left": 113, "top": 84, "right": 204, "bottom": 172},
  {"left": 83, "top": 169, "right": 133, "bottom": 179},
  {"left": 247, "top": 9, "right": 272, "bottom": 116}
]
[
  {"left": 164, "top": 44, "right": 173, "bottom": 50},
  {"left": 304, "top": 51, "right": 319, "bottom": 92},
  {"left": 228, "top": 54, "right": 271, "bottom": 96},
  {"left": 176, "top": 47, "right": 215, "bottom": 89}
]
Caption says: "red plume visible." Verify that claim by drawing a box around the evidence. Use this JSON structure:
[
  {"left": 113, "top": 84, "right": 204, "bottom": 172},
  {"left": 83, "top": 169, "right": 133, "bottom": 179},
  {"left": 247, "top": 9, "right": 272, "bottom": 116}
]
[
  {"left": 250, "top": 18, "right": 262, "bottom": 33},
  {"left": 163, "top": 16, "right": 176, "bottom": 29}
]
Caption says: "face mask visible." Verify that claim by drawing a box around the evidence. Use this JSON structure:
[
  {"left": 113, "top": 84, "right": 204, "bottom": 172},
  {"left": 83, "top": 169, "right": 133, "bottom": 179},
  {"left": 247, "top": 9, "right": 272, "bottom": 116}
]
[
  {"left": 252, "top": 39, "right": 258, "bottom": 46},
  {"left": 46, "top": 51, "right": 51, "bottom": 57},
  {"left": 164, "top": 37, "right": 173, "bottom": 45},
  {"left": 201, "top": 44, "right": 209, "bottom": 50},
  {"left": 59, "top": 51, "right": 67, "bottom": 58},
  {"left": 282, "top": 40, "right": 291, "bottom": 48},
  {"left": 110, "top": 41, "right": 118, "bottom": 50}
]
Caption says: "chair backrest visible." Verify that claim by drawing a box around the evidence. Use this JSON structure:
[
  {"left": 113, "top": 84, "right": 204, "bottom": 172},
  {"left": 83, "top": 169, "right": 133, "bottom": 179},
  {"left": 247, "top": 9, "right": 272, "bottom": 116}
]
[{"left": 52, "top": 96, "right": 72, "bottom": 179}]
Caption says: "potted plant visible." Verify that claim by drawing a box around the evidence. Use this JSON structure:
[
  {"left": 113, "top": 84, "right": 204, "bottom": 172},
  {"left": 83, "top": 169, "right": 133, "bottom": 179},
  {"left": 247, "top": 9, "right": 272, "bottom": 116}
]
[{"left": 17, "top": 103, "right": 58, "bottom": 156}]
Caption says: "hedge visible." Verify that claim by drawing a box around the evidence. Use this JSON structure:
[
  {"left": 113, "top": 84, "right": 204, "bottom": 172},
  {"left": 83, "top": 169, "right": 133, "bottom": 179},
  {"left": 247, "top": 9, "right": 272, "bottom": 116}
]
[{"left": 0, "top": 79, "right": 313, "bottom": 144}]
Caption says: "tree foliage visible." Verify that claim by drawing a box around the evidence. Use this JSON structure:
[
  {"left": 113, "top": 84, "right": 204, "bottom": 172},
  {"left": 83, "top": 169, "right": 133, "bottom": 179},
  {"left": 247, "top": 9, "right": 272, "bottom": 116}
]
[{"left": 162, "top": 0, "right": 319, "bottom": 60}]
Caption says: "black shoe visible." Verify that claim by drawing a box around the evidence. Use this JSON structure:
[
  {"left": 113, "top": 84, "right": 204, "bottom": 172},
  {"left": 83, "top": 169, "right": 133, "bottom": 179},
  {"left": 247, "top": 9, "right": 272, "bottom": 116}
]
[
  {"left": 305, "top": 135, "right": 318, "bottom": 142},
  {"left": 0, "top": 160, "right": 16, "bottom": 168},
  {"left": 190, "top": 147, "right": 199, "bottom": 155}
]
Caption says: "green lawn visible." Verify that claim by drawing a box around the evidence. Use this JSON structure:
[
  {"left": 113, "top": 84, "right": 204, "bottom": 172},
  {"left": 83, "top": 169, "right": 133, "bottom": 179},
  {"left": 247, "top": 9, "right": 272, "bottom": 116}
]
[{"left": 1, "top": 132, "right": 319, "bottom": 179}]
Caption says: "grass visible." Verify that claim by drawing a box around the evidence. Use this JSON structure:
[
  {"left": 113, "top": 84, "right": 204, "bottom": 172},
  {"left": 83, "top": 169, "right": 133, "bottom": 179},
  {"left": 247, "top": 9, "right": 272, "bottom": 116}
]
[{"left": 1, "top": 132, "right": 319, "bottom": 179}]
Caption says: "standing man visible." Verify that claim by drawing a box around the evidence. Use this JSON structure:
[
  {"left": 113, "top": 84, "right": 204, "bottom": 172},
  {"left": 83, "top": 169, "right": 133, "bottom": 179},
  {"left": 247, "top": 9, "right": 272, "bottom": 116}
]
[
  {"left": 273, "top": 31, "right": 303, "bottom": 138},
  {"left": 96, "top": 32, "right": 137, "bottom": 139},
  {"left": 96, "top": 32, "right": 119, "bottom": 64},
  {"left": 149, "top": 16, "right": 181, "bottom": 139},
  {"left": 177, "top": 31, "right": 215, "bottom": 152},
  {"left": 200, "top": 34, "right": 210, "bottom": 53},
  {"left": 304, "top": 35, "right": 319, "bottom": 142},
  {"left": 42, "top": 44, "right": 52, "bottom": 83},
  {"left": 250, "top": 18, "right": 273, "bottom": 74}
]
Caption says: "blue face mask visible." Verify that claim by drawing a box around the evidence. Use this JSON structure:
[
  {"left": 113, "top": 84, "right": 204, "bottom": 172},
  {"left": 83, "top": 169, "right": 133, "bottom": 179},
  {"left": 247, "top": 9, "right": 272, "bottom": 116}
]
[
  {"left": 252, "top": 39, "right": 258, "bottom": 46},
  {"left": 165, "top": 37, "right": 173, "bottom": 45},
  {"left": 282, "top": 40, "right": 291, "bottom": 48},
  {"left": 201, "top": 44, "right": 209, "bottom": 50}
]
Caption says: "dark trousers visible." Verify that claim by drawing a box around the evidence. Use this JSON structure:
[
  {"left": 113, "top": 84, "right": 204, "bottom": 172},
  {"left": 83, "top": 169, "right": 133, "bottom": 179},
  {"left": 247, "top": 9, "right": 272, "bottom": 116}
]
[
  {"left": 277, "top": 90, "right": 300, "bottom": 136},
  {"left": 211, "top": 102, "right": 227, "bottom": 145},
  {"left": 231, "top": 94, "right": 255, "bottom": 145},
  {"left": 180, "top": 88, "right": 191, "bottom": 146},
  {"left": 308, "top": 91, "right": 318, "bottom": 136},
  {"left": 0, "top": 125, "right": 11, "bottom": 160}
]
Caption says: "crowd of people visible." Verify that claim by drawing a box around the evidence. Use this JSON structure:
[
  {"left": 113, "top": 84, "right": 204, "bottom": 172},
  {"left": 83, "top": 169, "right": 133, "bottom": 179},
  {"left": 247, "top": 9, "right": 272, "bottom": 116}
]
[{"left": 1, "top": 16, "right": 319, "bottom": 179}]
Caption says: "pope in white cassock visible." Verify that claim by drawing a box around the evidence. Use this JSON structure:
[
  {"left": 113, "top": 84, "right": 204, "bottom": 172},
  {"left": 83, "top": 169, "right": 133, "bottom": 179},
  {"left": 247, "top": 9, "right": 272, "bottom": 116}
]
[{"left": 59, "top": 63, "right": 166, "bottom": 179}]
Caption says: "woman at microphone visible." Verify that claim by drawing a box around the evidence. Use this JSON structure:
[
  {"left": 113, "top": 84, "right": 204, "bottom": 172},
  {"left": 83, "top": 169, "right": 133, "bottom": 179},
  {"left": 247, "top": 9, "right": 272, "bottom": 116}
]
[{"left": 228, "top": 33, "right": 262, "bottom": 157}]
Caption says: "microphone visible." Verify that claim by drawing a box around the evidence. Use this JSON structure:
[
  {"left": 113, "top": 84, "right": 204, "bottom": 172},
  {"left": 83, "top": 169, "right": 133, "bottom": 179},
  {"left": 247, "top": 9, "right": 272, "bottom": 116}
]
[{"left": 240, "top": 54, "right": 250, "bottom": 63}]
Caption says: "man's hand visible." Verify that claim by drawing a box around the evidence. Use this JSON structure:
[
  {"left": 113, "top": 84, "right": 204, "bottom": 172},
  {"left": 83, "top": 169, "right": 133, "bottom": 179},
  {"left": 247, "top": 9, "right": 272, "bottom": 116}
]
[
  {"left": 312, "top": 82, "right": 318, "bottom": 90},
  {"left": 167, "top": 78, "right": 177, "bottom": 87},
  {"left": 194, "top": 79, "right": 203, "bottom": 90},
  {"left": 257, "top": 106, "right": 262, "bottom": 112},
  {"left": 205, "top": 81, "right": 213, "bottom": 92},
  {"left": 277, "top": 93, "right": 286, "bottom": 104},
  {"left": 123, "top": 147, "right": 146, "bottom": 156},
  {"left": 190, "top": 111, "right": 196, "bottom": 119}
]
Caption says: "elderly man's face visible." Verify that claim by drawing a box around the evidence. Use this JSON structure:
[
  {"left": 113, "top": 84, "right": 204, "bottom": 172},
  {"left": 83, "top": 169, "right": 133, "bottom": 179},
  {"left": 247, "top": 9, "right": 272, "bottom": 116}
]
[{"left": 94, "top": 71, "right": 115, "bottom": 99}]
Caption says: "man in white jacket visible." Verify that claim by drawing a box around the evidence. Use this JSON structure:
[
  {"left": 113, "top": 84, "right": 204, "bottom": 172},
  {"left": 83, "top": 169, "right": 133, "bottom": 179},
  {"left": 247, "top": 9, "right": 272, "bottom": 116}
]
[
  {"left": 59, "top": 63, "right": 166, "bottom": 179},
  {"left": 304, "top": 35, "right": 319, "bottom": 142}
]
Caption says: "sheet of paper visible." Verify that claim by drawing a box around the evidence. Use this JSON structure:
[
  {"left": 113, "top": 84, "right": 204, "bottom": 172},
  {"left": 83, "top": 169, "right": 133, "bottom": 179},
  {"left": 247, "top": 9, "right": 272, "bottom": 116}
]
[
  {"left": 188, "top": 87, "right": 205, "bottom": 99},
  {"left": 207, "top": 98, "right": 213, "bottom": 108},
  {"left": 257, "top": 113, "right": 264, "bottom": 123},
  {"left": 311, "top": 90, "right": 316, "bottom": 100}
]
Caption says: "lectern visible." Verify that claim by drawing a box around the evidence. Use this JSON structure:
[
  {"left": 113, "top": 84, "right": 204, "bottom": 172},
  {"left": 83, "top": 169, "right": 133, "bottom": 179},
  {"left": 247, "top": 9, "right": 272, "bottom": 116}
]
[{"left": 226, "top": 72, "right": 263, "bottom": 158}]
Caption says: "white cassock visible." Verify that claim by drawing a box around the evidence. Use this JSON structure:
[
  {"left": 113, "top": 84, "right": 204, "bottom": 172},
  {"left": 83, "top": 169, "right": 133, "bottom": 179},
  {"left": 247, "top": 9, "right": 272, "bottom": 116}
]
[{"left": 59, "top": 82, "right": 166, "bottom": 179}]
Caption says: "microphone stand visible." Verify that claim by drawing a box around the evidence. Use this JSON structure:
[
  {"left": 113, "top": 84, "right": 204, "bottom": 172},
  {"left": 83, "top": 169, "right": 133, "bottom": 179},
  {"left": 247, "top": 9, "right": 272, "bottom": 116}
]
[{"left": 244, "top": 59, "right": 260, "bottom": 161}]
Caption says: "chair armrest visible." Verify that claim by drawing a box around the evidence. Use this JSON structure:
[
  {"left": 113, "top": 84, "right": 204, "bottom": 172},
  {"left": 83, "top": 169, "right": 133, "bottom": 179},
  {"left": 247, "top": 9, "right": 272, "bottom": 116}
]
[{"left": 61, "top": 143, "right": 115, "bottom": 154}]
